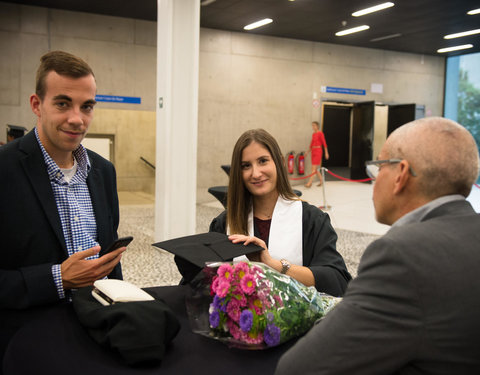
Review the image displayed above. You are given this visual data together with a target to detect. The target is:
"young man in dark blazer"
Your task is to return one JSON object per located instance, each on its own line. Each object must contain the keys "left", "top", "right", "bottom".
{"left": 0, "top": 51, "right": 126, "bottom": 365}
{"left": 276, "top": 117, "right": 480, "bottom": 374}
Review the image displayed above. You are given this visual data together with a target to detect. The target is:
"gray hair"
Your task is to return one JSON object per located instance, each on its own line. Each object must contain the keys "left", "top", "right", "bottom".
{"left": 386, "top": 117, "right": 479, "bottom": 198}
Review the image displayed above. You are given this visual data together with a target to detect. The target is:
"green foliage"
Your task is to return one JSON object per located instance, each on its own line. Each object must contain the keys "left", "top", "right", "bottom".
{"left": 457, "top": 69, "right": 480, "bottom": 183}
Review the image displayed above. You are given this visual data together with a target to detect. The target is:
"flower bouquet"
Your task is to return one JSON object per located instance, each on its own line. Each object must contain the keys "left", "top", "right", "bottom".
{"left": 185, "top": 261, "right": 341, "bottom": 349}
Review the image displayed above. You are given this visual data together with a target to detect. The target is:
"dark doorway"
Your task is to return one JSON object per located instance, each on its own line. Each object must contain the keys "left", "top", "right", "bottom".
{"left": 387, "top": 104, "right": 416, "bottom": 136}
{"left": 351, "top": 101, "right": 375, "bottom": 180}
{"left": 322, "top": 105, "right": 351, "bottom": 167}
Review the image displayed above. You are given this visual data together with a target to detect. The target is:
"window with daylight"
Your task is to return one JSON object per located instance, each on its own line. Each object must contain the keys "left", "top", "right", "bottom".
{"left": 444, "top": 52, "right": 480, "bottom": 184}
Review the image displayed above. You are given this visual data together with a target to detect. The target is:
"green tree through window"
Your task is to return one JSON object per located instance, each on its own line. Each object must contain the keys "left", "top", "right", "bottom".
{"left": 458, "top": 69, "right": 480, "bottom": 153}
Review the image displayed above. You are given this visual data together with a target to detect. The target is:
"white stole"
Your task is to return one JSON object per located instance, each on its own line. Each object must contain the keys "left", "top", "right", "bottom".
{"left": 230, "top": 196, "right": 303, "bottom": 265}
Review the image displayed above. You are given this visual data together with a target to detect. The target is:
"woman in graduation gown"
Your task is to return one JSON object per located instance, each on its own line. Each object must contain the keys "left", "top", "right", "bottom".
{"left": 209, "top": 129, "right": 351, "bottom": 297}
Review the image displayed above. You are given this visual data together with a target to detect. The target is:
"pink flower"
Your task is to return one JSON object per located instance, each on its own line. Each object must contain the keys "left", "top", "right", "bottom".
{"left": 273, "top": 294, "right": 284, "bottom": 307}
{"left": 231, "top": 284, "right": 243, "bottom": 296}
{"left": 251, "top": 265, "right": 263, "bottom": 275}
{"left": 211, "top": 276, "right": 219, "bottom": 295}
{"left": 245, "top": 330, "right": 264, "bottom": 345}
{"left": 240, "top": 274, "right": 256, "bottom": 295}
{"left": 226, "top": 298, "right": 242, "bottom": 322}
{"left": 216, "top": 280, "right": 230, "bottom": 298}
{"left": 249, "top": 296, "right": 263, "bottom": 315}
{"left": 234, "top": 262, "right": 250, "bottom": 280}
{"left": 217, "top": 264, "right": 234, "bottom": 282}
{"left": 227, "top": 320, "right": 248, "bottom": 341}
{"left": 232, "top": 293, "right": 247, "bottom": 307}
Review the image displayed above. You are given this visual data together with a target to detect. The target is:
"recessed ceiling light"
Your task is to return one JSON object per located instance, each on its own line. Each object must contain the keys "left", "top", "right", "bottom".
{"left": 370, "top": 33, "right": 402, "bottom": 42}
{"left": 244, "top": 18, "right": 273, "bottom": 30}
{"left": 467, "top": 8, "right": 480, "bottom": 15}
{"left": 200, "top": 0, "right": 216, "bottom": 6}
{"left": 336, "top": 25, "right": 370, "bottom": 36}
{"left": 437, "top": 44, "right": 474, "bottom": 53}
{"left": 444, "top": 29, "right": 480, "bottom": 39}
{"left": 352, "top": 2, "right": 394, "bottom": 17}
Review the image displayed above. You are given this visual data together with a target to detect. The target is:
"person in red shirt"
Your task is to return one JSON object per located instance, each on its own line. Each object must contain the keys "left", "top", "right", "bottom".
{"left": 304, "top": 121, "right": 329, "bottom": 187}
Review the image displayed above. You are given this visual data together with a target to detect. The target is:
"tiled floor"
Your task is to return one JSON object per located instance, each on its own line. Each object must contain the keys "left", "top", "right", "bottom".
{"left": 120, "top": 180, "right": 480, "bottom": 236}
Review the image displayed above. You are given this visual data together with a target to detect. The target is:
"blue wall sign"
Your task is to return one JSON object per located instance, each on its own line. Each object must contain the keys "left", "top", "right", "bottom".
{"left": 95, "top": 95, "right": 141, "bottom": 104}
{"left": 322, "top": 86, "right": 366, "bottom": 96}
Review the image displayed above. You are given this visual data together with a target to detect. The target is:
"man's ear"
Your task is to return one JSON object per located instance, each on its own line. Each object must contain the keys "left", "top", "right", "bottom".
{"left": 392, "top": 160, "right": 411, "bottom": 195}
{"left": 30, "top": 94, "right": 41, "bottom": 117}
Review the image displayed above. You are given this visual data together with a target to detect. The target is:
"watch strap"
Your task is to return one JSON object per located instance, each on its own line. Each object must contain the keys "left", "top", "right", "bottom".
{"left": 280, "top": 259, "right": 291, "bottom": 274}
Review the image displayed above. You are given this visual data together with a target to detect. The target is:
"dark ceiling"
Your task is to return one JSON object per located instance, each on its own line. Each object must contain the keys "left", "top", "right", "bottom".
{"left": 7, "top": 0, "right": 480, "bottom": 57}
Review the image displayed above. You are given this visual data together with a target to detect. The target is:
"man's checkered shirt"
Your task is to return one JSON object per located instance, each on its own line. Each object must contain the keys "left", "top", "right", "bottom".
{"left": 35, "top": 128, "right": 99, "bottom": 299}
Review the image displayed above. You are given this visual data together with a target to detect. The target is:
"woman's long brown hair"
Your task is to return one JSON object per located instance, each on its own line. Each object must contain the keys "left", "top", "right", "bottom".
{"left": 226, "top": 129, "right": 298, "bottom": 234}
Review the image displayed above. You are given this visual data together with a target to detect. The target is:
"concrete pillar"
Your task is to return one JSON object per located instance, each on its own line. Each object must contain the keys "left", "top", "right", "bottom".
{"left": 155, "top": 0, "right": 200, "bottom": 241}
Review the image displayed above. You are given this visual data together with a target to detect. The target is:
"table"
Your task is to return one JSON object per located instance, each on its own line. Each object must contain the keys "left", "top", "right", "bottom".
{"left": 3, "top": 285, "right": 295, "bottom": 375}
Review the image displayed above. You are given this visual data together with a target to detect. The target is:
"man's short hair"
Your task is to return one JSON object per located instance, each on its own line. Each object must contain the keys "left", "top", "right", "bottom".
{"left": 35, "top": 50, "right": 95, "bottom": 100}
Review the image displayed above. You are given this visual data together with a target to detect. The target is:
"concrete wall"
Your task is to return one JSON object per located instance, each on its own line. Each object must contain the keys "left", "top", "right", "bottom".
{"left": 0, "top": 2, "right": 157, "bottom": 193}
{"left": 198, "top": 29, "right": 445, "bottom": 200}
{"left": 0, "top": 2, "right": 446, "bottom": 199}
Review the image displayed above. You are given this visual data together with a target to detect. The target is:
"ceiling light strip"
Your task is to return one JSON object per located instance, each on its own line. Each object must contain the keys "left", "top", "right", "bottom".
{"left": 244, "top": 18, "right": 273, "bottom": 30}
{"left": 437, "top": 44, "right": 473, "bottom": 53}
{"left": 352, "top": 2, "right": 394, "bottom": 17}
{"left": 370, "top": 33, "right": 402, "bottom": 42}
{"left": 467, "top": 8, "right": 480, "bottom": 15}
{"left": 336, "top": 25, "right": 370, "bottom": 36}
{"left": 444, "top": 29, "right": 480, "bottom": 39}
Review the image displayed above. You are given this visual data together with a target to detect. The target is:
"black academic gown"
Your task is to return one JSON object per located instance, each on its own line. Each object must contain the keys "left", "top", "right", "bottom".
{"left": 209, "top": 201, "right": 351, "bottom": 296}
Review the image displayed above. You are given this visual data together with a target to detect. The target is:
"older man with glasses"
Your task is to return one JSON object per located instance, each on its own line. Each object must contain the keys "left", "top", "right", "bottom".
{"left": 275, "top": 117, "right": 480, "bottom": 375}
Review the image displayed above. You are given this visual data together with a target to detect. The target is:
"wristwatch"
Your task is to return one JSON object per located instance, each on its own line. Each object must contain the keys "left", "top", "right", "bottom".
{"left": 280, "top": 259, "right": 291, "bottom": 274}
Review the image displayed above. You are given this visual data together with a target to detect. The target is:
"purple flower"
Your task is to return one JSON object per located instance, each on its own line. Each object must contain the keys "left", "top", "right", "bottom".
{"left": 209, "top": 310, "right": 220, "bottom": 328}
{"left": 264, "top": 324, "right": 281, "bottom": 347}
{"left": 239, "top": 309, "right": 253, "bottom": 332}
{"left": 213, "top": 295, "right": 227, "bottom": 312}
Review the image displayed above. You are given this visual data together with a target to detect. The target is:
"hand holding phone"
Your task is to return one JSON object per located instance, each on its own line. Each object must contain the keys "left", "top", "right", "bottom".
{"left": 102, "top": 236, "right": 134, "bottom": 255}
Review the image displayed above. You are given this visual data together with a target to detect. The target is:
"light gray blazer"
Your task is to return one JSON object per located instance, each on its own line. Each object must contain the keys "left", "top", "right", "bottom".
{"left": 275, "top": 199, "right": 480, "bottom": 375}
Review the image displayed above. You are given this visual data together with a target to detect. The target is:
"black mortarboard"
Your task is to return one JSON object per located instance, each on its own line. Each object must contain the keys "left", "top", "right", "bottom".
{"left": 220, "top": 164, "right": 231, "bottom": 176}
{"left": 7, "top": 124, "right": 27, "bottom": 139}
{"left": 153, "top": 232, "right": 262, "bottom": 268}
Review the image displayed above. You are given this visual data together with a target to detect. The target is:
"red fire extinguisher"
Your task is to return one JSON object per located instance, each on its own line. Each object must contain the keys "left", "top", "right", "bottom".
{"left": 287, "top": 151, "right": 295, "bottom": 174}
{"left": 297, "top": 152, "right": 305, "bottom": 175}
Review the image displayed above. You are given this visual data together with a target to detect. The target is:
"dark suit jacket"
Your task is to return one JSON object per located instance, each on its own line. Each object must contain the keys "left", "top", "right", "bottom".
{"left": 276, "top": 199, "right": 480, "bottom": 374}
{"left": 0, "top": 130, "right": 122, "bottom": 357}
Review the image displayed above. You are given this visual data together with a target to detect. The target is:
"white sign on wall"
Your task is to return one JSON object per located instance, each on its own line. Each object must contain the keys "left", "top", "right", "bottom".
{"left": 82, "top": 137, "right": 111, "bottom": 161}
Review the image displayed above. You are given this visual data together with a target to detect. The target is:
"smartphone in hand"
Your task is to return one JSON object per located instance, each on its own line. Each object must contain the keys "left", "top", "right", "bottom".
{"left": 102, "top": 236, "right": 133, "bottom": 255}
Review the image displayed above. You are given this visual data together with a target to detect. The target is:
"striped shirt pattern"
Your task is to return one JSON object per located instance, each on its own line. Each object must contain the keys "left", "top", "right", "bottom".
{"left": 35, "top": 128, "right": 99, "bottom": 299}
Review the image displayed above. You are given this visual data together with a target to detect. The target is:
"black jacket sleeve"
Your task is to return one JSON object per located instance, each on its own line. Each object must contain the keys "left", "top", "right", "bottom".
{"left": 301, "top": 202, "right": 351, "bottom": 296}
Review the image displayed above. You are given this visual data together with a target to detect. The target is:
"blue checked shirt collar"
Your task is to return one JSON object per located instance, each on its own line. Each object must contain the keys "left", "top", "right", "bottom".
{"left": 34, "top": 127, "right": 91, "bottom": 182}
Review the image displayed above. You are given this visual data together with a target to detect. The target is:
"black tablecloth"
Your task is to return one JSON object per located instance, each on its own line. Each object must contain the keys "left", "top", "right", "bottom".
{"left": 3, "top": 285, "right": 295, "bottom": 375}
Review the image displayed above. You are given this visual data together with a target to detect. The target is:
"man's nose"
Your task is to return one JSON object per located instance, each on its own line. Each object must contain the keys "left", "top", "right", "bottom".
{"left": 67, "top": 108, "right": 84, "bottom": 126}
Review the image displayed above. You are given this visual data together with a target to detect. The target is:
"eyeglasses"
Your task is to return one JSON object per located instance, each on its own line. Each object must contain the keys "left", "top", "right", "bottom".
{"left": 365, "top": 159, "right": 417, "bottom": 180}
